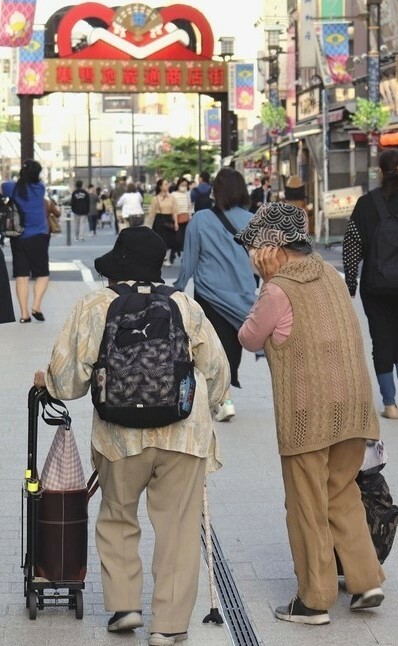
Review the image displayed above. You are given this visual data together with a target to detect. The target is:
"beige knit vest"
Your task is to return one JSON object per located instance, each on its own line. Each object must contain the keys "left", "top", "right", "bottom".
{"left": 265, "top": 254, "right": 379, "bottom": 456}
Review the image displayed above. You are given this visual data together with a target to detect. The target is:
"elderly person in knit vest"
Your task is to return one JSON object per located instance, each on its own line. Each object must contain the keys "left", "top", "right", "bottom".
{"left": 235, "top": 202, "right": 384, "bottom": 626}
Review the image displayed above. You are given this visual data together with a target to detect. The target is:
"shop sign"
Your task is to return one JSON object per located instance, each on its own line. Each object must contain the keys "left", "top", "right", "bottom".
{"left": 297, "top": 86, "right": 321, "bottom": 122}
{"left": 322, "top": 186, "right": 362, "bottom": 220}
{"left": 43, "top": 59, "right": 227, "bottom": 93}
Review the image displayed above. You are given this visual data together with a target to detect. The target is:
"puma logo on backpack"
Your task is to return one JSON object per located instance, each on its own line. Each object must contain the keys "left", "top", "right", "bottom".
{"left": 91, "top": 283, "right": 196, "bottom": 428}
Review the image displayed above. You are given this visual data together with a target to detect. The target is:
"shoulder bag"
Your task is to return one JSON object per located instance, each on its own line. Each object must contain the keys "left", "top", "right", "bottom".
{"left": 156, "top": 196, "right": 174, "bottom": 230}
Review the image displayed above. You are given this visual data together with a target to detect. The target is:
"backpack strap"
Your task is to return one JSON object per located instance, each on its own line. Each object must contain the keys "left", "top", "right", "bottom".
{"left": 108, "top": 282, "right": 176, "bottom": 297}
{"left": 154, "top": 284, "right": 177, "bottom": 297}
{"left": 370, "top": 188, "right": 393, "bottom": 220}
{"left": 107, "top": 283, "right": 134, "bottom": 296}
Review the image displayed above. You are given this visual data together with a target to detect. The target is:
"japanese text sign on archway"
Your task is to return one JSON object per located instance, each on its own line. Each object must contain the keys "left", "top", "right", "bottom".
{"left": 17, "top": 2, "right": 228, "bottom": 95}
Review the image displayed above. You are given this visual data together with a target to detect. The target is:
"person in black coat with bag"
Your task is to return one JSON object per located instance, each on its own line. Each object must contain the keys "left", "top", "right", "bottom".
{"left": 343, "top": 149, "right": 398, "bottom": 420}
{"left": 250, "top": 175, "right": 272, "bottom": 213}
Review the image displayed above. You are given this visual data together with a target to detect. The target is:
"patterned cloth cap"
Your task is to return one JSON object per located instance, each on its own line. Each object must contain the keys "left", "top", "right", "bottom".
{"left": 234, "top": 202, "right": 312, "bottom": 249}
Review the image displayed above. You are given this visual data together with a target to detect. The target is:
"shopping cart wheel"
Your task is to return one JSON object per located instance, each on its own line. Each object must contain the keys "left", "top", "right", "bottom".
{"left": 75, "top": 590, "right": 83, "bottom": 619}
{"left": 28, "top": 590, "right": 37, "bottom": 620}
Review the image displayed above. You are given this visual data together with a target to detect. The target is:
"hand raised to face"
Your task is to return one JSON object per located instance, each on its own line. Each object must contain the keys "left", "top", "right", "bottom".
{"left": 252, "top": 246, "right": 284, "bottom": 282}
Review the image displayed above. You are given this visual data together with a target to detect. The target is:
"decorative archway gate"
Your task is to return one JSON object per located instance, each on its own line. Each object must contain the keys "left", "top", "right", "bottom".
{"left": 18, "top": 3, "right": 237, "bottom": 167}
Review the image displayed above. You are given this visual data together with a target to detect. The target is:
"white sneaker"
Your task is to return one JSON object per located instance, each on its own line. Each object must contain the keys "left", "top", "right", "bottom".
{"left": 214, "top": 400, "right": 235, "bottom": 422}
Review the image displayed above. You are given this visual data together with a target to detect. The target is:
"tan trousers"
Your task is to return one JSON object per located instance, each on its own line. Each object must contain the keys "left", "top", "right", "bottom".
{"left": 92, "top": 447, "right": 206, "bottom": 634}
{"left": 281, "top": 438, "right": 385, "bottom": 610}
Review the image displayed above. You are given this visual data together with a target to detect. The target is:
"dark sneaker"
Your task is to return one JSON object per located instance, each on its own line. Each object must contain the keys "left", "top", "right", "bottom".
{"left": 107, "top": 610, "right": 143, "bottom": 632}
{"left": 350, "top": 587, "right": 384, "bottom": 610}
{"left": 275, "top": 596, "right": 330, "bottom": 625}
{"left": 149, "top": 632, "right": 188, "bottom": 646}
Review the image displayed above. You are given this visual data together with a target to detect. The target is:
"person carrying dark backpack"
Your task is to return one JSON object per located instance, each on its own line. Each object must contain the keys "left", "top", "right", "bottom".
{"left": 71, "top": 179, "right": 90, "bottom": 241}
{"left": 343, "top": 148, "right": 398, "bottom": 420}
{"left": 190, "top": 170, "right": 213, "bottom": 212}
{"left": 33, "top": 226, "right": 230, "bottom": 643}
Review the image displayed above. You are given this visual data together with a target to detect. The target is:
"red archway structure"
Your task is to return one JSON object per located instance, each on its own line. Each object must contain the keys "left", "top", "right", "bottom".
{"left": 18, "top": 2, "right": 237, "bottom": 165}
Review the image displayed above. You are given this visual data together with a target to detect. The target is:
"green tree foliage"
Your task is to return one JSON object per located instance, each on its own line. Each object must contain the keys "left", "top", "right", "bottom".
{"left": 351, "top": 97, "right": 390, "bottom": 134}
{"left": 260, "top": 102, "right": 287, "bottom": 133}
{"left": 0, "top": 116, "right": 20, "bottom": 132}
{"left": 146, "top": 136, "right": 218, "bottom": 178}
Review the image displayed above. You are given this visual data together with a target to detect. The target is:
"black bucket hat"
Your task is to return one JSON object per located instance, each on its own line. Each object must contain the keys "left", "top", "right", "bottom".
{"left": 95, "top": 226, "right": 166, "bottom": 282}
{"left": 234, "top": 202, "right": 312, "bottom": 250}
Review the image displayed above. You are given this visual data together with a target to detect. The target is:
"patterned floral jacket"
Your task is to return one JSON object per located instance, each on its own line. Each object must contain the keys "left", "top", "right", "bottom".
{"left": 44, "top": 282, "right": 230, "bottom": 472}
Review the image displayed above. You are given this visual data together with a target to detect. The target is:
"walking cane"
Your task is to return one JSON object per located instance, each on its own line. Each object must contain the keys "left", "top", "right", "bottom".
{"left": 202, "top": 481, "right": 224, "bottom": 624}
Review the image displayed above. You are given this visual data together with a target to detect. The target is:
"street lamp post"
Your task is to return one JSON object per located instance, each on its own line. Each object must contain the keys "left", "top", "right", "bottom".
{"left": 131, "top": 93, "right": 136, "bottom": 176}
{"left": 87, "top": 93, "right": 92, "bottom": 186}
{"left": 264, "top": 26, "right": 282, "bottom": 193}
{"left": 198, "top": 93, "right": 203, "bottom": 174}
{"left": 218, "top": 37, "right": 236, "bottom": 161}
{"left": 367, "top": 0, "right": 382, "bottom": 191}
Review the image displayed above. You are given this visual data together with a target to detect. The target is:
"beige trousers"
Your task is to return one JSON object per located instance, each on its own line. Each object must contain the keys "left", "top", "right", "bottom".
{"left": 92, "top": 447, "right": 206, "bottom": 634}
{"left": 281, "top": 438, "right": 385, "bottom": 610}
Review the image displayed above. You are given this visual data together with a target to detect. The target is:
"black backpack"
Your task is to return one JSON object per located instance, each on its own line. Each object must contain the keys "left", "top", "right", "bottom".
{"left": 366, "top": 188, "right": 398, "bottom": 293}
{"left": 194, "top": 190, "right": 213, "bottom": 212}
{"left": 91, "top": 283, "right": 196, "bottom": 428}
{"left": 0, "top": 187, "right": 25, "bottom": 237}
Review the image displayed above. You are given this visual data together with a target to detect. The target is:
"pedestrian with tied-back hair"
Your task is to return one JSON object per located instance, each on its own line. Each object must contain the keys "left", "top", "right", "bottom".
{"left": 1, "top": 159, "right": 49, "bottom": 323}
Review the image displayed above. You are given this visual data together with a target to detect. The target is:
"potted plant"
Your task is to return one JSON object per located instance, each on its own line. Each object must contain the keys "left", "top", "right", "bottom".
{"left": 260, "top": 102, "right": 287, "bottom": 135}
{"left": 350, "top": 97, "right": 390, "bottom": 135}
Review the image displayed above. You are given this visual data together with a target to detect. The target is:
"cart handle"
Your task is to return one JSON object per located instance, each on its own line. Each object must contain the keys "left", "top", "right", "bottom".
{"left": 40, "top": 390, "right": 71, "bottom": 430}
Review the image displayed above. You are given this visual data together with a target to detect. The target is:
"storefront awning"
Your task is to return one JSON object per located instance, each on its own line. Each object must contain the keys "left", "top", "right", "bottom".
{"left": 232, "top": 144, "right": 269, "bottom": 162}
{"left": 293, "top": 123, "right": 322, "bottom": 138}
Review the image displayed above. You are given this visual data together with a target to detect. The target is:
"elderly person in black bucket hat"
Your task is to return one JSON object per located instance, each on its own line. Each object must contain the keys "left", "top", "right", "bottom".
{"left": 236, "top": 202, "right": 384, "bottom": 625}
{"left": 34, "top": 226, "right": 229, "bottom": 646}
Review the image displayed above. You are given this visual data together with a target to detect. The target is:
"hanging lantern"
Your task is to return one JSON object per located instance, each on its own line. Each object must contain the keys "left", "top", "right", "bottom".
{"left": 380, "top": 132, "right": 398, "bottom": 147}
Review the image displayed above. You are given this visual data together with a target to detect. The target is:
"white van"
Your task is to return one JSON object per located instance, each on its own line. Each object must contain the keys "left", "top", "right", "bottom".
{"left": 47, "top": 185, "right": 71, "bottom": 205}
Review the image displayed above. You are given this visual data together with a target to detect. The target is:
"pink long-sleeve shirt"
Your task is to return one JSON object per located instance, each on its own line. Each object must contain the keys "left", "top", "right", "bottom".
{"left": 238, "top": 282, "right": 293, "bottom": 351}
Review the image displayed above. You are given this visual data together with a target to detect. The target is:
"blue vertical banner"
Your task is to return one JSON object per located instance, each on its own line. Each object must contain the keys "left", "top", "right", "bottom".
{"left": 314, "top": 21, "right": 352, "bottom": 85}
{"left": 17, "top": 26, "right": 45, "bottom": 94}
{"left": 204, "top": 108, "right": 221, "bottom": 142}
{"left": 321, "top": 22, "right": 352, "bottom": 83}
{"left": 228, "top": 63, "right": 254, "bottom": 111}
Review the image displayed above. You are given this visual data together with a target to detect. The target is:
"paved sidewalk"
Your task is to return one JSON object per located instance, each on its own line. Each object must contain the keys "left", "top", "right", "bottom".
{"left": 1, "top": 269, "right": 398, "bottom": 645}
{"left": 0, "top": 280, "right": 231, "bottom": 646}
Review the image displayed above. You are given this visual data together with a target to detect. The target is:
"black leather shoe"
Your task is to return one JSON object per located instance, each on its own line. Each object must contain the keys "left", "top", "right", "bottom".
{"left": 32, "top": 311, "right": 45, "bottom": 321}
